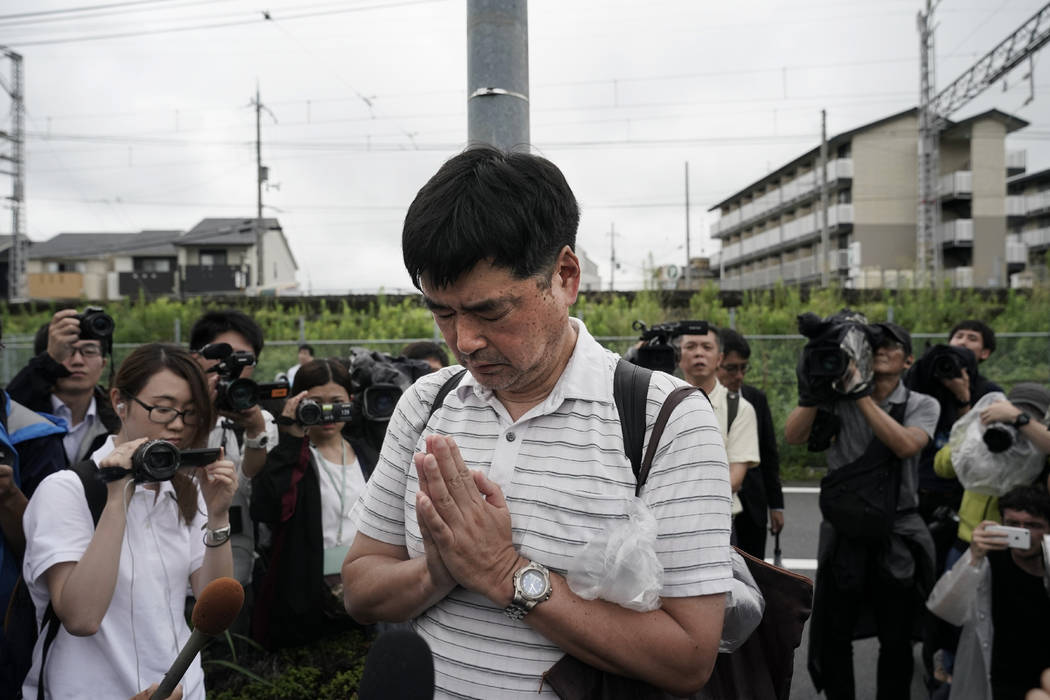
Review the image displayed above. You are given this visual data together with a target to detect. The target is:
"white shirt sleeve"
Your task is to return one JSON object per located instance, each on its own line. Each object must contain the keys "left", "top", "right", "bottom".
{"left": 22, "top": 470, "right": 95, "bottom": 589}
{"left": 725, "top": 397, "right": 760, "bottom": 467}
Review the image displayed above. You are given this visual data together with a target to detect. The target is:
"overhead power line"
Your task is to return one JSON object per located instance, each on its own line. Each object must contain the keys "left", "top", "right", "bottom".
{"left": 0, "top": 0, "right": 188, "bottom": 22}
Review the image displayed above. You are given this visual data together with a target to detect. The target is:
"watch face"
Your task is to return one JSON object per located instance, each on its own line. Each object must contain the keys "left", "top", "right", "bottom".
{"left": 520, "top": 569, "right": 547, "bottom": 599}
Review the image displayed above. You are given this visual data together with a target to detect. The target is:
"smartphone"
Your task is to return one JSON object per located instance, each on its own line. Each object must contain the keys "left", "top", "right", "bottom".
{"left": 179, "top": 447, "right": 223, "bottom": 468}
{"left": 986, "top": 524, "right": 1031, "bottom": 549}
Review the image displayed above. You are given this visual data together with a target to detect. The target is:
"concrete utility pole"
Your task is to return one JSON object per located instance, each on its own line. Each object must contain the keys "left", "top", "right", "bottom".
{"left": 0, "top": 49, "right": 26, "bottom": 302}
{"left": 252, "top": 84, "right": 272, "bottom": 291}
{"left": 819, "top": 109, "right": 830, "bottom": 287}
{"left": 467, "top": 0, "right": 529, "bottom": 151}
{"left": 608, "top": 224, "right": 617, "bottom": 291}
{"left": 684, "top": 161, "right": 692, "bottom": 290}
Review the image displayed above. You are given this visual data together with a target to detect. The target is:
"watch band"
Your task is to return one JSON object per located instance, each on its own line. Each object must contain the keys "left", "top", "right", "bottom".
{"left": 1013, "top": 412, "right": 1031, "bottom": 428}
{"left": 203, "top": 524, "right": 232, "bottom": 548}
{"left": 244, "top": 432, "right": 269, "bottom": 449}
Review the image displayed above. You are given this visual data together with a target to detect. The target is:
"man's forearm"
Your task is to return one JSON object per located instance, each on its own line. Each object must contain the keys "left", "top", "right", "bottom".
{"left": 343, "top": 554, "right": 455, "bottom": 624}
{"left": 784, "top": 405, "right": 817, "bottom": 444}
{"left": 526, "top": 575, "right": 725, "bottom": 697}
{"left": 856, "top": 396, "right": 927, "bottom": 458}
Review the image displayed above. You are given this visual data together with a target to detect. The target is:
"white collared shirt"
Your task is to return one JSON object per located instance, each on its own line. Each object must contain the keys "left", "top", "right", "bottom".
{"left": 51, "top": 393, "right": 98, "bottom": 465}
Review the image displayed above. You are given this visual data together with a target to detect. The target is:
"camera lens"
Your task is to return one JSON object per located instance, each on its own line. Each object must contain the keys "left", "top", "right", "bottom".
{"left": 933, "top": 354, "right": 961, "bottom": 380}
{"left": 88, "top": 313, "right": 114, "bottom": 337}
{"left": 983, "top": 425, "right": 1014, "bottom": 453}
{"left": 297, "top": 400, "right": 322, "bottom": 425}
{"left": 133, "top": 440, "right": 180, "bottom": 482}
{"left": 225, "top": 378, "right": 258, "bottom": 412}
{"left": 364, "top": 386, "right": 400, "bottom": 421}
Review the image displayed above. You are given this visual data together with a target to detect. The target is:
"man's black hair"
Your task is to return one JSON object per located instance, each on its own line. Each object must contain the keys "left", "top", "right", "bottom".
{"left": 949, "top": 319, "right": 996, "bottom": 355}
{"left": 299, "top": 343, "right": 315, "bottom": 355}
{"left": 189, "top": 310, "right": 264, "bottom": 356}
{"left": 718, "top": 328, "right": 751, "bottom": 359}
{"left": 401, "top": 340, "right": 449, "bottom": 368}
{"left": 998, "top": 484, "right": 1050, "bottom": 524}
{"left": 402, "top": 145, "right": 580, "bottom": 289}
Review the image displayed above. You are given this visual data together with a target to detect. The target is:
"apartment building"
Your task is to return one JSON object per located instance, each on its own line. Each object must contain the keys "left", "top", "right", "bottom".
{"left": 708, "top": 108, "right": 1028, "bottom": 290}
{"left": 25, "top": 217, "right": 298, "bottom": 300}
{"left": 1007, "top": 167, "right": 1050, "bottom": 286}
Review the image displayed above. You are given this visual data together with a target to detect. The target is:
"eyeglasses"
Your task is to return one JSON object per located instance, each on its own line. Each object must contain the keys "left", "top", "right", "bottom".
{"left": 720, "top": 362, "right": 750, "bottom": 375}
{"left": 128, "top": 395, "right": 200, "bottom": 426}
{"left": 71, "top": 344, "right": 103, "bottom": 358}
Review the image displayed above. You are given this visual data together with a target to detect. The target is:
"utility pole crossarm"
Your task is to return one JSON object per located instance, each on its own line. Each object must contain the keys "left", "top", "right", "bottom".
{"left": 932, "top": 2, "right": 1050, "bottom": 119}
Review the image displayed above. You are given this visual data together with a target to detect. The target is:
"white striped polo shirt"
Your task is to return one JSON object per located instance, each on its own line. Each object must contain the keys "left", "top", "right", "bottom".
{"left": 354, "top": 319, "right": 733, "bottom": 699}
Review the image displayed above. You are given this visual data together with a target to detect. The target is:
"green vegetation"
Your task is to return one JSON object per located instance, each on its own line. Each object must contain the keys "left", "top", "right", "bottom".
{"left": 3, "top": 286, "right": 1047, "bottom": 479}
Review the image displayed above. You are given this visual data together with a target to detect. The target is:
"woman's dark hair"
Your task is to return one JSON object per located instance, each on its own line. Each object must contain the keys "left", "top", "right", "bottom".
{"left": 292, "top": 358, "right": 353, "bottom": 396}
{"left": 112, "top": 343, "right": 216, "bottom": 525}
{"left": 189, "top": 310, "right": 264, "bottom": 357}
{"left": 402, "top": 145, "right": 579, "bottom": 290}
{"left": 998, "top": 484, "right": 1050, "bottom": 524}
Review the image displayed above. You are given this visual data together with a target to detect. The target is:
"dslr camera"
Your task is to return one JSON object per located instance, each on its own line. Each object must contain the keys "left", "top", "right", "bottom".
{"left": 75, "top": 306, "right": 115, "bottom": 345}
{"left": 201, "top": 342, "right": 290, "bottom": 412}
{"left": 129, "top": 440, "right": 221, "bottom": 483}
{"left": 296, "top": 399, "right": 354, "bottom": 426}
{"left": 628, "top": 319, "right": 712, "bottom": 374}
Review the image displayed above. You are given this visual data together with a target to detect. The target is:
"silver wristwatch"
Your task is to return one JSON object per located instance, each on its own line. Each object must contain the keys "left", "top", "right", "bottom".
{"left": 203, "top": 524, "right": 232, "bottom": 547}
{"left": 244, "top": 433, "right": 269, "bottom": 449}
{"left": 504, "top": 561, "right": 552, "bottom": 620}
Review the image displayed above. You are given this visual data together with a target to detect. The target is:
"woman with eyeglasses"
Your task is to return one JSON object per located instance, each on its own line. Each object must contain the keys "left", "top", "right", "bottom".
{"left": 20, "top": 343, "right": 236, "bottom": 700}
{"left": 250, "top": 358, "right": 377, "bottom": 650}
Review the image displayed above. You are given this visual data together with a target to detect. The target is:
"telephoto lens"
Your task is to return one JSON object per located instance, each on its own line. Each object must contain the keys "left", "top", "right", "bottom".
{"left": 131, "top": 439, "right": 181, "bottom": 482}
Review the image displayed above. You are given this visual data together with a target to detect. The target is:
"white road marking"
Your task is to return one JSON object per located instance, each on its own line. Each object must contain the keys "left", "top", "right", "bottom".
{"left": 783, "top": 486, "right": 820, "bottom": 494}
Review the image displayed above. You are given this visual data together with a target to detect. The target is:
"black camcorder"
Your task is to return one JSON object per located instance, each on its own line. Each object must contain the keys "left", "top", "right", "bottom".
{"left": 75, "top": 306, "right": 114, "bottom": 345}
{"left": 797, "top": 310, "right": 876, "bottom": 397}
{"left": 296, "top": 399, "right": 354, "bottom": 426}
{"left": 202, "top": 343, "right": 290, "bottom": 412}
{"left": 628, "top": 319, "right": 712, "bottom": 374}
{"left": 347, "top": 349, "right": 431, "bottom": 422}
{"left": 130, "top": 441, "right": 222, "bottom": 482}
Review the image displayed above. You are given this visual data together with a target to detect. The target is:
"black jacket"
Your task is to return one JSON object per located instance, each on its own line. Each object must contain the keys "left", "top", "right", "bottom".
{"left": 6, "top": 352, "right": 120, "bottom": 465}
{"left": 250, "top": 430, "right": 377, "bottom": 650}
{"left": 736, "top": 384, "right": 784, "bottom": 528}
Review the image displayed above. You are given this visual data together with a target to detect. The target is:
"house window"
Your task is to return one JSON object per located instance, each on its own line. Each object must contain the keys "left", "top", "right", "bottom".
{"left": 199, "top": 249, "right": 227, "bottom": 266}
{"left": 136, "top": 258, "right": 171, "bottom": 273}
{"left": 46, "top": 261, "right": 85, "bottom": 273}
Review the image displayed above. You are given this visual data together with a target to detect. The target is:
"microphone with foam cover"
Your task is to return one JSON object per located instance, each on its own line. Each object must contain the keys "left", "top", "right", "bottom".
{"left": 358, "top": 628, "right": 435, "bottom": 700}
{"left": 150, "top": 577, "right": 244, "bottom": 700}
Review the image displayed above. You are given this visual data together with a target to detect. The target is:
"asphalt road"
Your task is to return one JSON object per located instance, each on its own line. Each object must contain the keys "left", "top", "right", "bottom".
{"left": 771, "top": 484, "right": 930, "bottom": 700}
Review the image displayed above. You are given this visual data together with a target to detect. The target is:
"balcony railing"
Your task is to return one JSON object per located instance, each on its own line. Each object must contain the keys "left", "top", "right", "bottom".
{"left": 947, "top": 267, "right": 974, "bottom": 288}
{"left": 1022, "top": 226, "right": 1050, "bottom": 250}
{"left": 939, "top": 171, "right": 972, "bottom": 199}
{"left": 118, "top": 270, "right": 176, "bottom": 297}
{"left": 710, "top": 158, "right": 853, "bottom": 238}
{"left": 940, "top": 219, "right": 974, "bottom": 247}
{"left": 182, "top": 264, "right": 250, "bottom": 294}
{"left": 1007, "top": 195, "right": 1026, "bottom": 217}
{"left": 1007, "top": 150, "right": 1026, "bottom": 174}
{"left": 1025, "top": 191, "right": 1050, "bottom": 216}
{"left": 719, "top": 204, "right": 854, "bottom": 268}
{"left": 1006, "top": 234, "right": 1027, "bottom": 265}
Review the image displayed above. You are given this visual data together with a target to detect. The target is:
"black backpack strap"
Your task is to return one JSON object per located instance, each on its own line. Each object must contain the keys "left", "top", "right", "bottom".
{"left": 427, "top": 368, "right": 469, "bottom": 424}
{"left": 727, "top": 391, "right": 740, "bottom": 433}
{"left": 636, "top": 386, "right": 703, "bottom": 496}
{"left": 36, "top": 460, "right": 106, "bottom": 699}
{"left": 613, "top": 359, "right": 652, "bottom": 483}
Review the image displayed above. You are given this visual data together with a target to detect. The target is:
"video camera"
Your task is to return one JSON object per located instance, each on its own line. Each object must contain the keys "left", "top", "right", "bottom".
{"left": 904, "top": 344, "right": 978, "bottom": 406}
{"left": 296, "top": 399, "right": 354, "bottom": 426}
{"left": 201, "top": 342, "right": 290, "bottom": 412}
{"left": 797, "top": 310, "right": 876, "bottom": 398}
{"left": 75, "top": 306, "right": 115, "bottom": 347}
{"left": 627, "top": 319, "right": 712, "bottom": 374}
{"left": 346, "top": 349, "right": 432, "bottom": 421}
{"left": 96, "top": 440, "right": 222, "bottom": 483}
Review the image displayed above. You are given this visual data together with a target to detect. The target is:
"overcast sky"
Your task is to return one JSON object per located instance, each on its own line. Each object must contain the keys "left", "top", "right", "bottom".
{"left": 2, "top": 0, "right": 1048, "bottom": 294}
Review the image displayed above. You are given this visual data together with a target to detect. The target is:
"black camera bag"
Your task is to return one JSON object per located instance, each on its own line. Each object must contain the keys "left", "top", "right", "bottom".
{"left": 818, "top": 391, "right": 908, "bottom": 541}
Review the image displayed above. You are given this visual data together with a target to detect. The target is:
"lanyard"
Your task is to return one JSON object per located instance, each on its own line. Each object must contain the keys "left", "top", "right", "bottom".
{"left": 316, "top": 440, "right": 349, "bottom": 545}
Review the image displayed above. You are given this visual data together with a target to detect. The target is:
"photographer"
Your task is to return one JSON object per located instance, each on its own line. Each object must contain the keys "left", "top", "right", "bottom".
{"left": 189, "top": 311, "right": 279, "bottom": 592}
{"left": 250, "top": 358, "right": 377, "bottom": 650}
{"left": 786, "top": 317, "right": 939, "bottom": 700}
{"left": 20, "top": 343, "right": 235, "bottom": 700}
{"left": 947, "top": 320, "right": 1002, "bottom": 404}
{"left": 926, "top": 485, "right": 1050, "bottom": 700}
{"left": 7, "top": 308, "right": 121, "bottom": 466}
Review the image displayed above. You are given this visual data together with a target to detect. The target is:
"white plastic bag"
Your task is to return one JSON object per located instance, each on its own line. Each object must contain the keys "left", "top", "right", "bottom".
{"left": 950, "top": 391, "right": 1046, "bottom": 496}
{"left": 566, "top": 496, "right": 664, "bottom": 612}
{"left": 718, "top": 549, "right": 766, "bottom": 653}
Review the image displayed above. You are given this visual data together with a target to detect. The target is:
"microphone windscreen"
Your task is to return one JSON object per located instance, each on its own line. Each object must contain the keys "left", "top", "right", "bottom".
{"left": 201, "top": 342, "right": 232, "bottom": 360}
{"left": 191, "top": 577, "right": 244, "bottom": 636}
{"left": 358, "top": 628, "right": 434, "bottom": 700}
